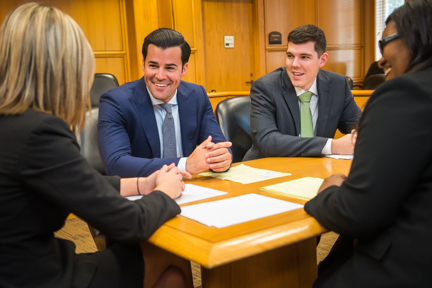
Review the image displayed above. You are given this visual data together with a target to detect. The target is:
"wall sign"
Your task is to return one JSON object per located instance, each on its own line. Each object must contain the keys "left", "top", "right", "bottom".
{"left": 269, "top": 31, "right": 282, "bottom": 45}
{"left": 224, "top": 35, "right": 234, "bottom": 48}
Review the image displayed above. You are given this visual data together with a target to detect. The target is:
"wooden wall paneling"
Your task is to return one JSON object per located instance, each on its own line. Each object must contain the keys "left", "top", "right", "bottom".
{"left": 318, "top": 0, "right": 363, "bottom": 45}
{"left": 363, "top": 0, "right": 377, "bottom": 85}
{"left": 158, "top": 0, "right": 174, "bottom": 29}
{"left": 182, "top": 53, "right": 197, "bottom": 84}
{"left": 252, "top": 0, "right": 267, "bottom": 79}
{"left": 325, "top": 48, "right": 363, "bottom": 80}
{"left": 264, "top": 0, "right": 317, "bottom": 47}
{"left": 0, "top": 0, "right": 130, "bottom": 85}
{"left": 266, "top": 50, "right": 286, "bottom": 74}
{"left": 172, "top": 0, "right": 198, "bottom": 84}
{"left": 318, "top": 0, "right": 364, "bottom": 83}
{"left": 192, "top": 0, "right": 207, "bottom": 86}
{"left": 125, "top": 0, "right": 160, "bottom": 80}
{"left": 95, "top": 57, "right": 126, "bottom": 85}
{"left": 209, "top": 96, "right": 228, "bottom": 112}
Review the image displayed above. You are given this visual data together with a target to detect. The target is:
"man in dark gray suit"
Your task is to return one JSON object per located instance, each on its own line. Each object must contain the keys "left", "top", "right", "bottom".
{"left": 243, "top": 25, "right": 361, "bottom": 160}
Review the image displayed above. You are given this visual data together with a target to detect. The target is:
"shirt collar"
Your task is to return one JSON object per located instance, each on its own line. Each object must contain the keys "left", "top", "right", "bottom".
{"left": 146, "top": 87, "right": 178, "bottom": 106}
{"left": 294, "top": 77, "right": 318, "bottom": 97}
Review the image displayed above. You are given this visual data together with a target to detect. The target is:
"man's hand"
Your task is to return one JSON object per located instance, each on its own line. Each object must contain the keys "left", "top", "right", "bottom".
{"left": 205, "top": 141, "right": 232, "bottom": 172}
{"left": 186, "top": 136, "right": 232, "bottom": 174}
{"left": 331, "top": 134, "right": 354, "bottom": 155}
{"left": 185, "top": 136, "right": 213, "bottom": 174}
{"left": 317, "top": 174, "right": 347, "bottom": 194}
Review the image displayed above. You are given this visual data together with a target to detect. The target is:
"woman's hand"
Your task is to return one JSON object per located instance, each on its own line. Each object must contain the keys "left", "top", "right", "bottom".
{"left": 139, "top": 163, "right": 192, "bottom": 196}
{"left": 154, "top": 165, "right": 186, "bottom": 199}
{"left": 318, "top": 174, "right": 347, "bottom": 194}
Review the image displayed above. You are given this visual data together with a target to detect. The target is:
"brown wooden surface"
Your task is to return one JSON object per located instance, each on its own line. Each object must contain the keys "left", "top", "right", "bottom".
{"left": 201, "top": 0, "right": 256, "bottom": 92}
{"left": 148, "top": 158, "right": 351, "bottom": 287}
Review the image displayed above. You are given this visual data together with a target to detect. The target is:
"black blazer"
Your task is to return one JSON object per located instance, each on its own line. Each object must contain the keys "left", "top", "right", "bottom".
{"left": 305, "top": 68, "right": 432, "bottom": 287}
{"left": 243, "top": 67, "right": 361, "bottom": 160}
{"left": 0, "top": 109, "right": 180, "bottom": 287}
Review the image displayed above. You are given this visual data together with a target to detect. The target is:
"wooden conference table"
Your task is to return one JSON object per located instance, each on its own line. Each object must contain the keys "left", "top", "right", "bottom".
{"left": 144, "top": 157, "right": 352, "bottom": 288}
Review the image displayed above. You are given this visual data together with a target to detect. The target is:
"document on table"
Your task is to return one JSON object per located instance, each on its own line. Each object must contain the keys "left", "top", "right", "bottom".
{"left": 180, "top": 193, "right": 303, "bottom": 228}
{"left": 199, "top": 164, "right": 291, "bottom": 184}
{"left": 261, "top": 177, "right": 324, "bottom": 200}
{"left": 125, "top": 184, "right": 227, "bottom": 205}
{"left": 324, "top": 154, "right": 353, "bottom": 160}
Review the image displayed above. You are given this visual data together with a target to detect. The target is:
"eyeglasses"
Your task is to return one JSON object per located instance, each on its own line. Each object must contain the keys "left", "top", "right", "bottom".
{"left": 379, "top": 33, "right": 399, "bottom": 55}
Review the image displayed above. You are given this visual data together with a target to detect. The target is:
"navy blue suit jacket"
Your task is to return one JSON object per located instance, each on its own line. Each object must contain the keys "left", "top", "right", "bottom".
{"left": 98, "top": 78, "right": 228, "bottom": 177}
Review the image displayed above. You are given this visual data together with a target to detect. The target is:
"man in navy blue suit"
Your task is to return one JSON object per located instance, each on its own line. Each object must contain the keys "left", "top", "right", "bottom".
{"left": 98, "top": 28, "right": 232, "bottom": 177}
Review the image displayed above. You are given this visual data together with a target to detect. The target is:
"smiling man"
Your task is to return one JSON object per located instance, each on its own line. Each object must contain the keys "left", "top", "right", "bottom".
{"left": 243, "top": 24, "right": 361, "bottom": 160}
{"left": 98, "top": 28, "right": 232, "bottom": 177}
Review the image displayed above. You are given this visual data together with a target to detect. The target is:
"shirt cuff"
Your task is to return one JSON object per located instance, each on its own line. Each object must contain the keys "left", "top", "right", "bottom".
{"left": 321, "top": 138, "right": 333, "bottom": 155}
{"left": 178, "top": 157, "right": 187, "bottom": 172}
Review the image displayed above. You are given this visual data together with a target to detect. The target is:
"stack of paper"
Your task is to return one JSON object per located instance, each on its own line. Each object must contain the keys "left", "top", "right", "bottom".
{"left": 324, "top": 154, "right": 353, "bottom": 160}
{"left": 260, "top": 177, "right": 324, "bottom": 200}
{"left": 125, "top": 184, "right": 228, "bottom": 205}
{"left": 199, "top": 164, "right": 291, "bottom": 184}
{"left": 180, "top": 193, "right": 303, "bottom": 228}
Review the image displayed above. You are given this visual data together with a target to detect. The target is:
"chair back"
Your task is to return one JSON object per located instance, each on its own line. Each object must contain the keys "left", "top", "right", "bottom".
{"left": 77, "top": 107, "right": 106, "bottom": 175}
{"left": 215, "top": 97, "right": 252, "bottom": 163}
{"left": 362, "top": 74, "right": 386, "bottom": 90}
{"left": 345, "top": 76, "right": 354, "bottom": 90}
{"left": 364, "top": 61, "right": 384, "bottom": 81}
{"left": 90, "top": 73, "right": 119, "bottom": 107}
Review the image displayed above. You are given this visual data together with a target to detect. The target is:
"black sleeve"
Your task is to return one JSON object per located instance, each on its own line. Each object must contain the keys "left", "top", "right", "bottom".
{"left": 19, "top": 116, "right": 180, "bottom": 242}
{"left": 305, "top": 76, "right": 432, "bottom": 238}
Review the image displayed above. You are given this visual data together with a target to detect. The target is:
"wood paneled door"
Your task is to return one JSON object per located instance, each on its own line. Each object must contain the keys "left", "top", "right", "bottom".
{"left": 202, "top": 0, "right": 257, "bottom": 92}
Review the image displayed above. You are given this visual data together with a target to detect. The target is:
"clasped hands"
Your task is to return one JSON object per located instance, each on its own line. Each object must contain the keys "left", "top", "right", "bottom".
{"left": 137, "top": 163, "right": 192, "bottom": 200}
{"left": 186, "top": 135, "right": 232, "bottom": 175}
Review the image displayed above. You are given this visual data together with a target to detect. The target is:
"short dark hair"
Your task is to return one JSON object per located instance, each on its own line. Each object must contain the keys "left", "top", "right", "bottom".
{"left": 142, "top": 28, "right": 191, "bottom": 67}
{"left": 386, "top": 0, "right": 432, "bottom": 73}
{"left": 287, "top": 24, "right": 327, "bottom": 57}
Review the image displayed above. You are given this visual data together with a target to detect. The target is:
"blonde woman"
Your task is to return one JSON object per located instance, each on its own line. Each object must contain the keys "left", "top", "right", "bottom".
{"left": 0, "top": 3, "right": 189, "bottom": 288}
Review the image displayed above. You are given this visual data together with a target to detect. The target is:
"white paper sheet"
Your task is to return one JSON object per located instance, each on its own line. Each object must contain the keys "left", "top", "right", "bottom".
{"left": 180, "top": 193, "right": 303, "bottom": 228}
{"left": 324, "top": 154, "right": 353, "bottom": 160}
{"left": 125, "top": 184, "right": 227, "bottom": 205}
{"left": 199, "top": 164, "right": 291, "bottom": 184}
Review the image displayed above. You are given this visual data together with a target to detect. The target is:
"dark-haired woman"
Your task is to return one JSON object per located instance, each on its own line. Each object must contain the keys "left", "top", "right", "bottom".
{"left": 305, "top": 0, "right": 432, "bottom": 287}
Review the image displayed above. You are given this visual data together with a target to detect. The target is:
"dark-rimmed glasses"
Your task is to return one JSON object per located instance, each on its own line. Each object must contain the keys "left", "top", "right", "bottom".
{"left": 379, "top": 33, "right": 399, "bottom": 55}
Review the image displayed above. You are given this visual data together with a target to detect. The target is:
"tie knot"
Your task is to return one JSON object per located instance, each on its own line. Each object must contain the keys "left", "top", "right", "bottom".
{"left": 160, "top": 103, "right": 173, "bottom": 117}
{"left": 299, "top": 91, "right": 312, "bottom": 103}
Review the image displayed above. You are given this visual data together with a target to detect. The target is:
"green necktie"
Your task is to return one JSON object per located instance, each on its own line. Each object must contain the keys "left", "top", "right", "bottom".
{"left": 299, "top": 91, "right": 313, "bottom": 138}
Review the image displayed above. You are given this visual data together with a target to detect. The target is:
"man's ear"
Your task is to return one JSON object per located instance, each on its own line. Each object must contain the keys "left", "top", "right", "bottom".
{"left": 319, "top": 52, "right": 329, "bottom": 68}
{"left": 181, "top": 63, "right": 189, "bottom": 77}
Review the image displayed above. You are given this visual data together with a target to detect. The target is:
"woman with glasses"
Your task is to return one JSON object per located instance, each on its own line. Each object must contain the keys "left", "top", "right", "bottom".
{"left": 0, "top": 3, "right": 190, "bottom": 288}
{"left": 305, "top": 0, "right": 432, "bottom": 286}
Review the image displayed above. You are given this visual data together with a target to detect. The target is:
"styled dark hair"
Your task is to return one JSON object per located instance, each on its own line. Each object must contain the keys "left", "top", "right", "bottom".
{"left": 287, "top": 24, "right": 327, "bottom": 56}
{"left": 386, "top": 0, "right": 432, "bottom": 73}
{"left": 142, "top": 28, "right": 191, "bottom": 67}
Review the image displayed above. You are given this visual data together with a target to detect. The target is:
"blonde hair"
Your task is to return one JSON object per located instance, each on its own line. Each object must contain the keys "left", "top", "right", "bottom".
{"left": 0, "top": 3, "right": 95, "bottom": 131}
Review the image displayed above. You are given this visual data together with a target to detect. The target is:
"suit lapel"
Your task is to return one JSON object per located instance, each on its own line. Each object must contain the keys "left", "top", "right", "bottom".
{"left": 281, "top": 68, "right": 301, "bottom": 134}
{"left": 316, "top": 70, "right": 332, "bottom": 136}
{"left": 129, "top": 79, "right": 161, "bottom": 157}
{"left": 177, "top": 82, "right": 197, "bottom": 155}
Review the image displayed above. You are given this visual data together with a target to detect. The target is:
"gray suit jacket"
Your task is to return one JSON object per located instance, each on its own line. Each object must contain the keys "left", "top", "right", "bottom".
{"left": 243, "top": 67, "right": 361, "bottom": 160}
